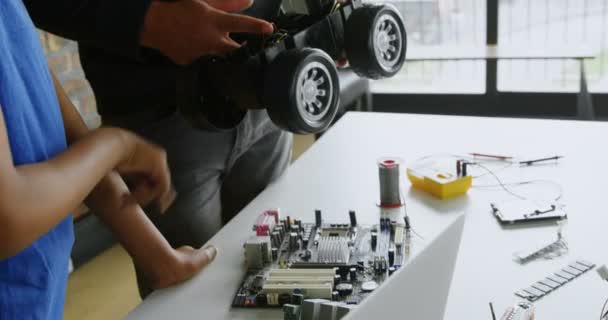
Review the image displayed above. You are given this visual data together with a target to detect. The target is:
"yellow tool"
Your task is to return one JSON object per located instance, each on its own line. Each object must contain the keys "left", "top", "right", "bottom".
{"left": 406, "top": 167, "right": 472, "bottom": 199}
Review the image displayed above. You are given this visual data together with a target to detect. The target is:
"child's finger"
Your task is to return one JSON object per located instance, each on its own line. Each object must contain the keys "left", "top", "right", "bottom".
{"left": 157, "top": 188, "right": 177, "bottom": 214}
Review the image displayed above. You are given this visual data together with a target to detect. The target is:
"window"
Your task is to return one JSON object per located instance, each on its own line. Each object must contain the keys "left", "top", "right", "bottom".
{"left": 498, "top": 0, "right": 608, "bottom": 93}
{"left": 368, "top": 0, "right": 486, "bottom": 94}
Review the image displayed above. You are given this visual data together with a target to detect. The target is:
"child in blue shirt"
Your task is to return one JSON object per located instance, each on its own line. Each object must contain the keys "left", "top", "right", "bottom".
{"left": 0, "top": 0, "right": 218, "bottom": 318}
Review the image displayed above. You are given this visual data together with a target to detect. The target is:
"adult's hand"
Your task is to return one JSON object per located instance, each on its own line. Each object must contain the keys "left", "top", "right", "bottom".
{"left": 141, "top": 0, "right": 274, "bottom": 65}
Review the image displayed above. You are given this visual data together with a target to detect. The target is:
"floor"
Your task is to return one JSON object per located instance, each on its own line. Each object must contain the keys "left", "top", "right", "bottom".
{"left": 64, "top": 134, "right": 316, "bottom": 320}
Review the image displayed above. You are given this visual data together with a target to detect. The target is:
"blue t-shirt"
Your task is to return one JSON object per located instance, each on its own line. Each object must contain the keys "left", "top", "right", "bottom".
{"left": 0, "top": 1, "right": 74, "bottom": 319}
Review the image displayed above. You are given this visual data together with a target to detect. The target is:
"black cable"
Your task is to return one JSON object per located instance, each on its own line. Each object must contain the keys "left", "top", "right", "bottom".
{"left": 473, "top": 179, "right": 563, "bottom": 202}
{"left": 472, "top": 163, "right": 528, "bottom": 200}
{"left": 600, "top": 297, "right": 608, "bottom": 320}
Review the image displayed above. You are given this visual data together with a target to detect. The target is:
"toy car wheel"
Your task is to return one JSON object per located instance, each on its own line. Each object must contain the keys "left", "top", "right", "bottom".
{"left": 264, "top": 48, "right": 340, "bottom": 134}
{"left": 345, "top": 4, "right": 407, "bottom": 79}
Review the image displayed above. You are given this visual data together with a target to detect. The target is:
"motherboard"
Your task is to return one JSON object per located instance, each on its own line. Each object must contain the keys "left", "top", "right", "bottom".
{"left": 232, "top": 209, "right": 412, "bottom": 311}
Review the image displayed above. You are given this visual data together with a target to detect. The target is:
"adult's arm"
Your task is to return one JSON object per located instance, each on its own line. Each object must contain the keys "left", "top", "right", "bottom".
{"left": 24, "top": 0, "right": 273, "bottom": 64}
{"left": 24, "top": 0, "right": 152, "bottom": 58}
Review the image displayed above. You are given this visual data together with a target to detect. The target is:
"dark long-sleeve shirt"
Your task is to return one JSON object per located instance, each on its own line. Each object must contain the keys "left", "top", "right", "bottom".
{"left": 24, "top": 0, "right": 279, "bottom": 117}
{"left": 24, "top": 0, "right": 179, "bottom": 116}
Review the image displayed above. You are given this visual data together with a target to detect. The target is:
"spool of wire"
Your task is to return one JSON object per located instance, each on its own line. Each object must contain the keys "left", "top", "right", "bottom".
{"left": 378, "top": 157, "right": 403, "bottom": 207}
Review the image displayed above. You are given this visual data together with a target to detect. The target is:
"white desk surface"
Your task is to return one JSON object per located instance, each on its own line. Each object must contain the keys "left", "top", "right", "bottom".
{"left": 128, "top": 112, "right": 608, "bottom": 319}
{"left": 407, "top": 44, "right": 597, "bottom": 61}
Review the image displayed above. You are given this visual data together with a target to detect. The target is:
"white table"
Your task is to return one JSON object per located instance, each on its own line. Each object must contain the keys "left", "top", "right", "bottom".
{"left": 128, "top": 112, "right": 608, "bottom": 319}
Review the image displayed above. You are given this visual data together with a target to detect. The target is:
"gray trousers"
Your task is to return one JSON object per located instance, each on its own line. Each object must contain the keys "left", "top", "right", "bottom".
{"left": 103, "top": 110, "right": 292, "bottom": 297}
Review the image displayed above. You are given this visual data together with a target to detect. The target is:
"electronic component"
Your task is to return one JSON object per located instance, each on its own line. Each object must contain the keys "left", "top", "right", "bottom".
{"left": 317, "top": 236, "right": 349, "bottom": 264}
{"left": 234, "top": 209, "right": 413, "bottom": 309}
{"left": 349, "top": 268, "right": 357, "bottom": 282}
{"left": 378, "top": 157, "right": 403, "bottom": 207}
{"left": 315, "top": 210, "right": 322, "bottom": 228}
{"left": 498, "top": 301, "right": 535, "bottom": 320}
{"left": 491, "top": 200, "right": 566, "bottom": 224}
{"left": 289, "top": 232, "right": 299, "bottom": 252}
{"left": 244, "top": 236, "right": 272, "bottom": 269}
{"left": 292, "top": 293, "right": 305, "bottom": 305}
{"left": 319, "top": 301, "right": 339, "bottom": 320}
{"left": 301, "top": 299, "right": 328, "bottom": 320}
{"left": 370, "top": 231, "right": 377, "bottom": 251}
{"left": 515, "top": 260, "right": 595, "bottom": 302}
{"left": 348, "top": 210, "right": 357, "bottom": 227}
{"left": 361, "top": 281, "right": 378, "bottom": 292}
{"left": 283, "top": 303, "right": 301, "bottom": 320}
{"left": 254, "top": 209, "right": 280, "bottom": 236}
{"left": 336, "top": 283, "right": 353, "bottom": 296}
{"left": 514, "top": 224, "right": 568, "bottom": 264}
{"left": 336, "top": 304, "right": 356, "bottom": 318}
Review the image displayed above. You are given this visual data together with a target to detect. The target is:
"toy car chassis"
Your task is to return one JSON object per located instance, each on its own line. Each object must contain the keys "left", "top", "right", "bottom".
{"left": 177, "top": 0, "right": 407, "bottom": 134}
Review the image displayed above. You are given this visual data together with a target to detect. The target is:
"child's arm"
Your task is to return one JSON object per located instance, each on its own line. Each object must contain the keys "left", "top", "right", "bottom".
{"left": 0, "top": 100, "right": 172, "bottom": 259}
{"left": 52, "top": 74, "right": 216, "bottom": 288}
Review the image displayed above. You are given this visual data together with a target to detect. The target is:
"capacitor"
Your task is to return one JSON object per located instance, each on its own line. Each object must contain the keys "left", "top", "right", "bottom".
{"left": 388, "top": 247, "right": 395, "bottom": 266}
{"left": 271, "top": 231, "right": 281, "bottom": 248}
{"left": 256, "top": 293, "right": 268, "bottom": 307}
{"left": 339, "top": 267, "right": 349, "bottom": 282}
{"left": 332, "top": 291, "right": 340, "bottom": 301}
{"left": 361, "top": 281, "right": 378, "bottom": 292}
{"left": 349, "top": 267, "right": 357, "bottom": 282}
{"left": 289, "top": 232, "right": 298, "bottom": 251}
{"left": 349, "top": 210, "right": 357, "bottom": 227}
{"left": 276, "top": 225, "right": 285, "bottom": 241}
{"left": 388, "top": 266, "right": 396, "bottom": 276}
{"left": 371, "top": 231, "right": 377, "bottom": 251}
{"left": 315, "top": 209, "right": 322, "bottom": 227}
{"left": 334, "top": 274, "right": 342, "bottom": 286}
{"left": 271, "top": 247, "right": 278, "bottom": 261}
{"left": 336, "top": 283, "right": 353, "bottom": 296}
{"left": 286, "top": 216, "right": 292, "bottom": 230}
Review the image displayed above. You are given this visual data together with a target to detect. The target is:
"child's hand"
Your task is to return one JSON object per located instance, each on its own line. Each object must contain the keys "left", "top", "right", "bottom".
{"left": 116, "top": 131, "right": 176, "bottom": 213}
{"left": 145, "top": 245, "right": 219, "bottom": 289}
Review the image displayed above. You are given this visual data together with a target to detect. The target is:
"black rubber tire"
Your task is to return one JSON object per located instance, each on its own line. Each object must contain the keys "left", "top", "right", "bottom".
{"left": 345, "top": 4, "right": 407, "bottom": 79}
{"left": 263, "top": 48, "right": 340, "bottom": 134}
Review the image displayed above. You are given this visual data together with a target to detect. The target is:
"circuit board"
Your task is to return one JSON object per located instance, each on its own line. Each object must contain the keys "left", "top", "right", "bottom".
{"left": 232, "top": 210, "right": 412, "bottom": 308}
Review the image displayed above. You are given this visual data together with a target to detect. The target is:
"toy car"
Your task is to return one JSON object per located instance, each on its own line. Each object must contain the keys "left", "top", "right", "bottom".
{"left": 177, "top": 0, "right": 407, "bottom": 134}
